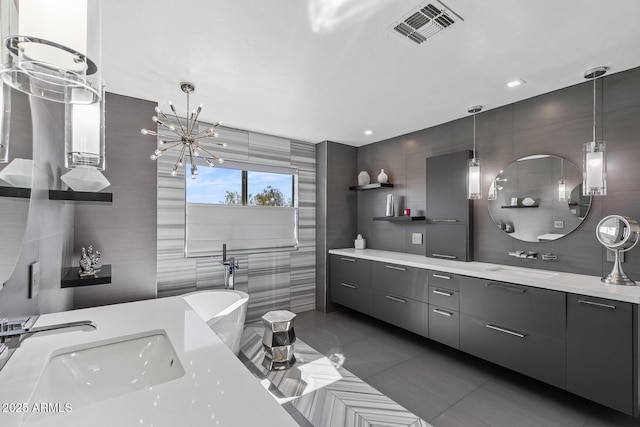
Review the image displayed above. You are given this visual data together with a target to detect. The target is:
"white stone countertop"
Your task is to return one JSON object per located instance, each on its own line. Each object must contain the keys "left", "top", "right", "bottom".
{"left": 0, "top": 296, "right": 298, "bottom": 427}
{"left": 329, "top": 248, "right": 640, "bottom": 304}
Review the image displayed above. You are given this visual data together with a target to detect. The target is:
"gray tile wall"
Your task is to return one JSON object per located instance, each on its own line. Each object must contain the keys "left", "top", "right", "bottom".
{"left": 157, "top": 125, "right": 316, "bottom": 322}
{"left": 356, "top": 66, "right": 640, "bottom": 279}
{"left": 73, "top": 93, "right": 158, "bottom": 308}
{"left": 0, "top": 93, "right": 74, "bottom": 317}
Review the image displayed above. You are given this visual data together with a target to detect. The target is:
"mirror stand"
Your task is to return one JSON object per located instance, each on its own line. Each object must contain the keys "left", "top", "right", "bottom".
{"left": 603, "top": 249, "right": 635, "bottom": 286}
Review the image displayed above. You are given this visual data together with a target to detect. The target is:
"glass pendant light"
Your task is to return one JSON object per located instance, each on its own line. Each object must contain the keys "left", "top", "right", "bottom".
{"left": 558, "top": 159, "right": 566, "bottom": 201}
{"left": 583, "top": 66, "right": 607, "bottom": 196}
{"left": 468, "top": 105, "right": 483, "bottom": 199}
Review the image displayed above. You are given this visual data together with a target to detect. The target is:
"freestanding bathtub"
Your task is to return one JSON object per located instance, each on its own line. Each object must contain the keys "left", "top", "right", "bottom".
{"left": 182, "top": 290, "right": 249, "bottom": 356}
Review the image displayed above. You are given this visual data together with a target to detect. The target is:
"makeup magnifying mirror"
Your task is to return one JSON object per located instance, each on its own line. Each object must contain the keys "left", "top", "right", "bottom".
{"left": 596, "top": 215, "right": 640, "bottom": 285}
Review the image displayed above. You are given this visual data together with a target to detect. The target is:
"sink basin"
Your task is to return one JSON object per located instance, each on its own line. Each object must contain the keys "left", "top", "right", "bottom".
{"left": 486, "top": 266, "right": 559, "bottom": 279}
{"left": 28, "top": 331, "right": 185, "bottom": 416}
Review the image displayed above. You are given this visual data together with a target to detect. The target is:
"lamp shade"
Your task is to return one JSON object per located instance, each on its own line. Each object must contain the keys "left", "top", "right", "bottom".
{"left": 0, "top": 0, "right": 102, "bottom": 104}
{"left": 468, "top": 158, "right": 481, "bottom": 199}
{"left": 65, "top": 86, "right": 105, "bottom": 169}
{"left": 583, "top": 141, "right": 606, "bottom": 196}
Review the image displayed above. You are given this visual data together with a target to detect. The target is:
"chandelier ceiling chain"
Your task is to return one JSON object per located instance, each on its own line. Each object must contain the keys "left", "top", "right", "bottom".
{"left": 141, "top": 82, "right": 226, "bottom": 178}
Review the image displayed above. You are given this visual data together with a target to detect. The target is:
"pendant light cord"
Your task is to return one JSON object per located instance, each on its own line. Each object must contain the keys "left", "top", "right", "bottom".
{"left": 472, "top": 112, "right": 476, "bottom": 160}
{"left": 592, "top": 76, "right": 596, "bottom": 142}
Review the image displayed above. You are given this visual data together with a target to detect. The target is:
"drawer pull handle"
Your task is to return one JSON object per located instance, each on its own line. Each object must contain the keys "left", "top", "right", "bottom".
{"left": 340, "top": 257, "right": 356, "bottom": 262}
{"left": 432, "top": 254, "right": 457, "bottom": 259}
{"left": 486, "top": 282, "right": 526, "bottom": 293}
{"left": 433, "top": 273, "right": 451, "bottom": 280}
{"left": 385, "top": 265, "right": 407, "bottom": 272}
{"left": 340, "top": 283, "right": 357, "bottom": 289}
{"left": 486, "top": 324, "right": 526, "bottom": 338}
{"left": 433, "top": 308, "right": 453, "bottom": 317}
{"left": 385, "top": 295, "right": 407, "bottom": 304}
{"left": 432, "top": 219, "right": 459, "bottom": 223}
{"left": 433, "top": 289, "right": 453, "bottom": 297}
{"left": 578, "top": 299, "right": 616, "bottom": 310}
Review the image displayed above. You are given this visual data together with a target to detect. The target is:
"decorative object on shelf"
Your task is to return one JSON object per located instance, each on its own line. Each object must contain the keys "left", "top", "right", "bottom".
{"left": 86, "top": 245, "right": 101, "bottom": 271}
{"left": 0, "top": 0, "right": 103, "bottom": 104}
{"left": 354, "top": 234, "right": 366, "bottom": 249}
{"left": 0, "top": 158, "right": 32, "bottom": 188}
{"left": 385, "top": 194, "right": 394, "bottom": 217}
{"left": 558, "top": 159, "right": 566, "bottom": 202}
{"left": 596, "top": 215, "right": 639, "bottom": 285}
{"left": 467, "top": 105, "right": 483, "bottom": 199}
{"left": 61, "top": 165, "right": 110, "bottom": 192}
{"left": 504, "top": 222, "right": 514, "bottom": 233}
{"left": 141, "top": 82, "right": 227, "bottom": 179}
{"left": 404, "top": 208, "right": 411, "bottom": 216}
{"left": 510, "top": 197, "right": 518, "bottom": 206}
{"left": 357, "top": 171, "right": 370, "bottom": 186}
{"left": 377, "top": 169, "right": 388, "bottom": 184}
{"left": 583, "top": 66, "right": 607, "bottom": 196}
{"left": 521, "top": 197, "right": 536, "bottom": 206}
{"left": 78, "top": 247, "right": 95, "bottom": 277}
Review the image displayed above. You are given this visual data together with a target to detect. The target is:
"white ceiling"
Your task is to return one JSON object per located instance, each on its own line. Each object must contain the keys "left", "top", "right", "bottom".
{"left": 101, "top": 0, "right": 640, "bottom": 147}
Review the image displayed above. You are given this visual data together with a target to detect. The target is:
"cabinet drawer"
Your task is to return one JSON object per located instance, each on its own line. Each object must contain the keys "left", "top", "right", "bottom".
{"left": 429, "top": 286, "right": 459, "bottom": 311}
{"left": 428, "top": 270, "right": 460, "bottom": 291}
{"left": 371, "top": 290, "right": 429, "bottom": 337}
{"left": 330, "top": 277, "right": 372, "bottom": 315}
{"left": 566, "top": 294, "right": 634, "bottom": 415}
{"left": 460, "top": 276, "right": 566, "bottom": 339}
{"left": 330, "top": 255, "right": 370, "bottom": 285}
{"left": 425, "top": 224, "right": 470, "bottom": 261}
{"left": 372, "top": 262, "right": 428, "bottom": 302}
{"left": 429, "top": 305, "right": 459, "bottom": 349}
{"left": 460, "top": 314, "right": 566, "bottom": 388}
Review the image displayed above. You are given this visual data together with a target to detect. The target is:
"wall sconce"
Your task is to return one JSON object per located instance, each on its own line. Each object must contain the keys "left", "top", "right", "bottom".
{"left": 583, "top": 66, "right": 607, "bottom": 196}
{"left": 558, "top": 159, "right": 566, "bottom": 202}
{"left": 467, "top": 105, "right": 483, "bottom": 199}
{"left": 0, "top": 0, "right": 102, "bottom": 104}
{"left": 0, "top": 82, "right": 10, "bottom": 163}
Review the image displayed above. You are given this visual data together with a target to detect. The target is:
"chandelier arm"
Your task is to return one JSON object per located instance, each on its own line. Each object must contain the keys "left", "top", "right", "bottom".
{"left": 158, "top": 141, "right": 184, "bottom": 154}
{"left": 193, "top": 121, "right": 221, "bottom": 138}
{"left": 190, "top": 105, "right": 203, "bottom": 135}
{"left": 160, "top": 139, "right": 183, "bottom": 144}
{"left": 169, "top": 106, "right": 188, "bottom": 135}
{"left": 176, "top": 144, "right": 188, "bottom": 166}
{"left": 195, "top": 144, "right": 222, "bottom": 161}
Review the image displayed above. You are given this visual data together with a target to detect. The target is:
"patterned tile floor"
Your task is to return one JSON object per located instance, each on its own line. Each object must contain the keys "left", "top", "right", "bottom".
{"left": 240, "top": 323, "right": 431, "bottom": 427}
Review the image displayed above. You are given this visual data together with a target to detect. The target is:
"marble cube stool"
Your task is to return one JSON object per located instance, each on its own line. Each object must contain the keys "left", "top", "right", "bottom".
{"left": 261, "top": 310, "right": 297, "bottom": 370}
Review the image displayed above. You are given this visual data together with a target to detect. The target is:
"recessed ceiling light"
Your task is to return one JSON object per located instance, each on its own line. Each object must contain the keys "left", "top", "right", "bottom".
{"left": 507, "top": 79, "right": 526, "bottom": 88}
{"left": 364, "top": 130, "right": 375, "bottom": 136}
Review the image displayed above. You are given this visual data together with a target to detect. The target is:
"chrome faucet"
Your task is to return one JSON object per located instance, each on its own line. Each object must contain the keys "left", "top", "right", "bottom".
{"left": 0, "top": 316, "right": 96, "bottom": 371}
{"left": 221, "top": 243, "right": 239, "bottom": 290}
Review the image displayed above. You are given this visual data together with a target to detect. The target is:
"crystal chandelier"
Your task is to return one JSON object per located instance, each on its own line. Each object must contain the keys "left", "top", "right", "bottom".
{"left": 141, "top": 82, "right": 226, "bottom": 178}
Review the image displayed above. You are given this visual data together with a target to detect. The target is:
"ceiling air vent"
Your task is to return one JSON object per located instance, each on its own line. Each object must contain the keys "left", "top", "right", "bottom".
{"left": 388, "top": 1, "right": 462, "bottom": 46}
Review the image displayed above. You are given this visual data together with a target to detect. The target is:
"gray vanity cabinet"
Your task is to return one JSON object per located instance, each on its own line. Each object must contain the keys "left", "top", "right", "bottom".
{"left": 459, "top": 276, "right": 566, "bottom": 388}
{"left": 567, "top": 294, "right": 636, "bottom": 416}
{"left": 425, "top": 151, "right": 473, "bottom": 261}
{"left": 329, "top": 255, "right": 372, "bottom": 315}
{"left": 428, "top": 271, "right": 461, "bottom": 349}
{"left": 371, "top": 262, "right": 429, "bottom": 337}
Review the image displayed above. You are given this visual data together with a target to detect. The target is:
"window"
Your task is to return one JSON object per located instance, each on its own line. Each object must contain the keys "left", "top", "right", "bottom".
{"left": 185, "top": 162, "right": 298, "bottom": 257}
{"left": 186, "top": 167, "right": 294, "bottom": 207}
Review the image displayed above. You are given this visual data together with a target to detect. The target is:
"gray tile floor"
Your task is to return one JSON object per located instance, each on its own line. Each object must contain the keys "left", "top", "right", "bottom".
{"left": 294, "top": 309, "right": 640, "bottom": 427}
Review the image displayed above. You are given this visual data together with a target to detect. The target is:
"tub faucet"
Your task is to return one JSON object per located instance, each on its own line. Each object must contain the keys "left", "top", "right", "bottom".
{"left": 221, "top": 243, "right": 239, "bottom": 290}
{"left": 0, "top": 316, "right": 96, "bottom": 371}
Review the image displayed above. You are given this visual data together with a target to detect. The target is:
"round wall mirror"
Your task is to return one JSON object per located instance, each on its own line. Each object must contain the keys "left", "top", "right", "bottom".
{"left": 596, "top": 215, "right": 639, "bottom": 286}
{"left": 487, "top": 155, "right": 591, "bottom": 242}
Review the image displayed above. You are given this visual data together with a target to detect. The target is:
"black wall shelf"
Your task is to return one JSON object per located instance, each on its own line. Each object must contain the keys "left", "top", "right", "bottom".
{"left": 0, "top": 186, "right": 31, "bottom": 198}
{"left": 373, "top": 216, "right": 426, "bottom": 222}
{"left": 501, "top": 205, "right": 539, "bottom": 209}
{"left": 49, "top": 190, "right": 112, "bottom": 202}
{"left": 61, "top": 264, "right": 111, "bottom": 288}
{"left": 349, "top": 183, "right": 393, "bottom": 190}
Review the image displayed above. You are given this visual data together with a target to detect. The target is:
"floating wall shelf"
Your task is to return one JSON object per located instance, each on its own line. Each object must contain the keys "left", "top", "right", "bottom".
{"left": 349, "top": 183, "right": 394, "bottom": 190}
{"left": 49, "top": 190, "right": 112, "bottom": 202}
{"left": 61, "top": 264, "right": 111, "bottom": 288}
{"left": 0, "top": 186, "right": 31, "bottom": 198}
{"left": 373, "top": 216, "right": 426, "bottom": 222}
{"left": 501, "top": 205, "right": 539, "bottom": 209}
